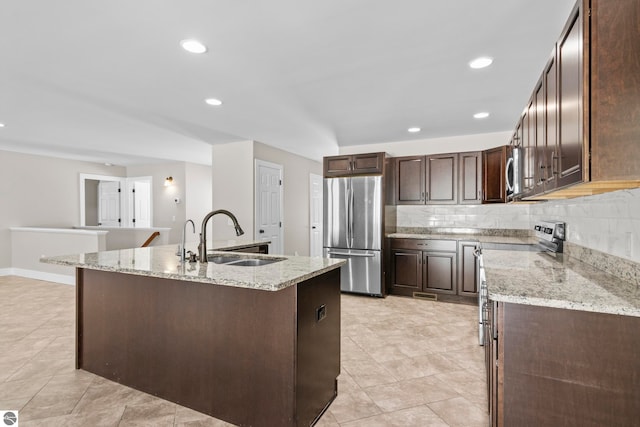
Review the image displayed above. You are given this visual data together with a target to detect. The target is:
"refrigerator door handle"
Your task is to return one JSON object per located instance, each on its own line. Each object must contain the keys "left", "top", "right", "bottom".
{"left": 327, "top": 251, "right": 375, "bottom": 257}
{"left": 348, "top": 186, "right": 354, "bottom": 246}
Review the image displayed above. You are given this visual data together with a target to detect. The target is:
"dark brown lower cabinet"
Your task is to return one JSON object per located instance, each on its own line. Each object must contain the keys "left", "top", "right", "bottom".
{"left": 389, "top": 239, "right": 458, "bottom": 297}
{"left": 423, "top": 252, "right": 456, "bottom": 294}
{"left": 389, "top": 249, "right": 422, "bottom": 294}
{"left": 458, "top": 241, "right": 479, "bottom": 296}
{"left": 389, "top": 238, "right": 479, "bottom": 299}
{"left": 488, "top": 301, "right": 640, "bottom": 426}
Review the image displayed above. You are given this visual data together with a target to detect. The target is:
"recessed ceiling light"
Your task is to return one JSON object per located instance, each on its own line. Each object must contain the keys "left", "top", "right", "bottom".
{"left": 0, "top": 123, "right": 5, "bottom": 128}
{"left": 469, "top": 57, "right": 493, "bottom": 69}
{"left": 407, "top": 127, "right": 421, "bottom": 133}
{"left": 180, "top": 39, "right": 207, "bottom": 54}
{"left": 474, "top": 112, "right": 490, "bottom": 119}
{"left": 205, "top": 98, "right": 223, "bottom": 106}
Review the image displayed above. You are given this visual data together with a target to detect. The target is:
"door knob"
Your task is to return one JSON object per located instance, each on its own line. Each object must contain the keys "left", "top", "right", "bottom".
{"left": 312, "top": 226, "right": 317, "bottom": 229}
{"left": 259, "top": 229, "right": 265, "bottom": 234}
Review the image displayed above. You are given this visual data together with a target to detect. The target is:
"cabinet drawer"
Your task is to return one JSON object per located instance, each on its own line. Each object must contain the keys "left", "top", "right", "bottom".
{"left": 390, "top": 238, "right": 456, "bottom": 252}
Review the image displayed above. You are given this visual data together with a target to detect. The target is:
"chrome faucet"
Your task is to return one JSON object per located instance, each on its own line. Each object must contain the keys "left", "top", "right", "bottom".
{"left": 178, "top": 219, "right": 196, "bottom": 262}
{"left": 199, "top": 210, "right": 245, "bottom": 262}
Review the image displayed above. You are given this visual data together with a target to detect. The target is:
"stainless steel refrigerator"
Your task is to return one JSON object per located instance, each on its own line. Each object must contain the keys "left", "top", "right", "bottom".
{"left": 323, "top": 175, "right": 383, "bottom": 296}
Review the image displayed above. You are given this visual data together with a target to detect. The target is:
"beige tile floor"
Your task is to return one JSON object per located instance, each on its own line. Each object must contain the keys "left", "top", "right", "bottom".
{"left": 0, "top": 276, "right": 487, "bottom": 427}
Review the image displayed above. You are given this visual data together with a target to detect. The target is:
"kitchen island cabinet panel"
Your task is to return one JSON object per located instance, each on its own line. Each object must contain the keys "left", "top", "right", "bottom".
{"left": 77, "top": 267, "right": 340, "bottom": 427}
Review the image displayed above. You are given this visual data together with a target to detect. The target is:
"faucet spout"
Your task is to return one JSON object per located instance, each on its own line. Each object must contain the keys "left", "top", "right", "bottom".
{"left": 199, "top": 210, "right": 245, "bottom": 262}
{"left": 179, "top": 219, "right": 196, "bottom": 263}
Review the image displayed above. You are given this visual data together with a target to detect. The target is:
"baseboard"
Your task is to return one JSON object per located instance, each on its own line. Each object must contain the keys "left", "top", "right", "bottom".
{"left": 0, "top": 268, "right": 75, "bottom": 285}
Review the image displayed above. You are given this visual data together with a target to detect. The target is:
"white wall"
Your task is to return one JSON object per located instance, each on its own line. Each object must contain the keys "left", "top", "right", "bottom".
{"left": 185, "top": 163, "right": 213, "bottom": 244}
{"left": 211, "top": 141, "right": 322, "bottom": 256}
{"left": 10, "top": 227, "right": 107, "bottom": 283}
{"left": 339, "top": 131, "right": 511, "bottom": 157}
{"left": 0, "top": 150, "right": 126, "bottom": 269}
{"left": 211, "top": 141, "right": 255, "bottom": 240}
{"left": 254, "top": 142, "right": 322, "bottom": 256}
{"left": 125, "top": 162, "right": 212, "bottom": 245}
{"left": 85, "top": 179, "right": 99, "bottom": 226}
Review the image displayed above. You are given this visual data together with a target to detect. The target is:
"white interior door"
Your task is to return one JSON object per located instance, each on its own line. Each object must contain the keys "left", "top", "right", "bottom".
{"left": 133, "top": 179, "right": 152, "bottom": 228}
{"left": 309, "top": 173, "right": 323, "bottom": 257}
{"left": 255, "top": 160, "right": 283, "bottom": 254}
{"left": 98, "top": 181, "right": 121, "bottom": 227}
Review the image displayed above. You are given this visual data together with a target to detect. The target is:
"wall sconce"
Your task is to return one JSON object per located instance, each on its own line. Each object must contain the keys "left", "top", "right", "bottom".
{"left": 164, "top": 176, "right": 174, "bottom": 186}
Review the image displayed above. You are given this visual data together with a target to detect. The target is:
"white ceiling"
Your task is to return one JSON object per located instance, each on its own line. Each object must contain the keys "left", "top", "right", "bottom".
{"left": 0, "top": 0, "right": 576, "bottom": 166}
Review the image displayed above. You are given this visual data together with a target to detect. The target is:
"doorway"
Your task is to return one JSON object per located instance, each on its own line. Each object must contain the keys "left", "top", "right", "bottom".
{"left": 80, "top": 173, "right": 153, "bottom": 227}
{"left": 309, "top": 173, "right": 323, "bottom": 257}
{"left": 255, "top": 160, "right": 283, "bottom": 255}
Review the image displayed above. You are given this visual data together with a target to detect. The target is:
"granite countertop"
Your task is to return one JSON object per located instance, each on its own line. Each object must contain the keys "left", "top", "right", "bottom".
{"left": 483, "top": 249, "right": 640, "bottom": 317}
{"left": 41, "top": 244, "right": 345, "bottom": 292}
{"left": 387, "top": 233, "right": 537, "bottom": 245}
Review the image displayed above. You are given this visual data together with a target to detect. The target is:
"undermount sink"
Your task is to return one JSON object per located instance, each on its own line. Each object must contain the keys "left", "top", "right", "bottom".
{"left": 208, "top": 255, "right": 242, "bottom": 264}
{"left": 224, "top": 258, "right": 282, "bottom": 267}
{"left": 207, "top": 255, "right": 284, "bottom": 267}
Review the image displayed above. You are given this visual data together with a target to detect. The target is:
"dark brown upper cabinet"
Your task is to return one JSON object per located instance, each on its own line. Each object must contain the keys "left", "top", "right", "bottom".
{"left": 459, "top": 151, "right": 482, "bottom": 204}
{"left": 513, "top": 0, "right": 640, "bottom": 199}
{"left": 395, "top": 153, "right": 458, "bottom": 205}
{"left": 427, "top": 153, "right": 458, "bottom": 204}
{"left": 323, "top": 152, "right": 385, "bottom": 177}
{"left": 482, "top": 146, "right": 509, "bottom": 203}
{"left": 395, "top": 156, "right": 425, "bottom": 204}
{"left": 554, "top": 5, "right": 584, "bottom": 189}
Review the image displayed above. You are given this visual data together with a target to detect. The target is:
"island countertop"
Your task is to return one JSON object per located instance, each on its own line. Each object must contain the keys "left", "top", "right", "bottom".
{"left": 483, "top": 249, "right": 640, "bottom": 317}
{"left": 41, "top": 244, "right": 345, "bottom": 292}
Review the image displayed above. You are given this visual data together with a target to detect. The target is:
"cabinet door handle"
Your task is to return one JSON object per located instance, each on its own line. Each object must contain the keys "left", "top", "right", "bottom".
{"left": 421, "top": 191, "right": 425, "bottom": 200}
{"left": 551, "top": 151, "right": 558, "bottom": 176}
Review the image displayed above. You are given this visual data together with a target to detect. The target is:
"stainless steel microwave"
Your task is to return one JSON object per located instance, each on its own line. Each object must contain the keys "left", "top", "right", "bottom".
{"left": 506, "top": 146, "right": 523, "bottom": 200}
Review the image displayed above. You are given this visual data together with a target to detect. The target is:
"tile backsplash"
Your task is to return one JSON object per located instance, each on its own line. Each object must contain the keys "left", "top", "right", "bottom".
{"left": 530, "top": 188, "right": 640, "bottom": 263}
{"left": 396, "top": 204, "right": 530, "bottom": 230}
{"left": 394, "top": 187, "right": 640, "bottom": 263}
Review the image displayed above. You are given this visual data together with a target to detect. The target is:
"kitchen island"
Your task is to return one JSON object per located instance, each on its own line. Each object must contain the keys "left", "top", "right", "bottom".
{"left": 42, "top": 244, "right": 345, "bottom": 427}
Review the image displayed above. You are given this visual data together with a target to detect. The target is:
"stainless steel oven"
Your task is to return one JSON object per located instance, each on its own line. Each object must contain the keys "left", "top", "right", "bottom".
{"left": 477, "top": 251, "right": 487, "bottom": 345}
